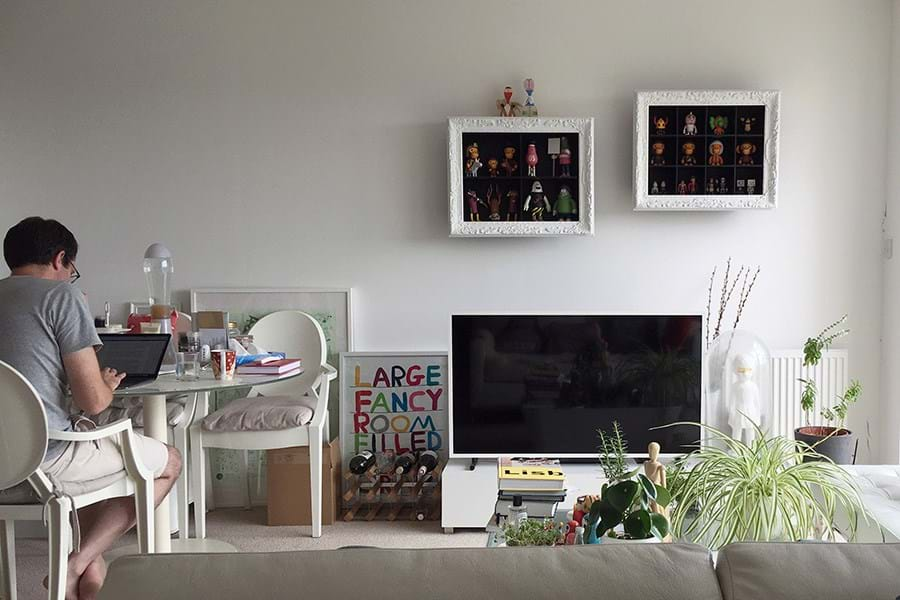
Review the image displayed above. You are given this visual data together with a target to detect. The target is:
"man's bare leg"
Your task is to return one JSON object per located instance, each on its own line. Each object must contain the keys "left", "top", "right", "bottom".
{"left": 63, "top": 446, "right": 181, "bottom": 598}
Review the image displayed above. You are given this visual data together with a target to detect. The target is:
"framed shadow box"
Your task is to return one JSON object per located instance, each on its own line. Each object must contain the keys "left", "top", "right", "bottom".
{"left": 448, "top": 117, "right": 594, "bottom": 236}
{"left": 634, "top": 90, "right": 780, "bottom": 211}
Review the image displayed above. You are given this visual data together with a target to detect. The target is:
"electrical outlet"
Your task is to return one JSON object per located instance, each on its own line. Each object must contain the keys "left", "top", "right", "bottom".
{"left": 885, "top": 237, "right": 894, "bottom": 260}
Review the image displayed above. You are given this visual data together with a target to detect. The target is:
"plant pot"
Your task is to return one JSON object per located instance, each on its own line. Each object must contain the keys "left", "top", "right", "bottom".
{"left": 794, "top": 427, "right": 858, "bottom": 465}
{"left": 600, "top": 534, "right": 659, "bottom": 544}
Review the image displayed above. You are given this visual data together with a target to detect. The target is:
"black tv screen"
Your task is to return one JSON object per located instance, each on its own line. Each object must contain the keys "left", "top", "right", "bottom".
{"left": 450, "top": 314, "right": 702, "bottom": 457}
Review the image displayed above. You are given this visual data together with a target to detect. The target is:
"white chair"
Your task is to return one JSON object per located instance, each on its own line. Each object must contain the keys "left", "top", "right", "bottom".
{"left": 0, "top": 360, "right": 155, "bottom": 600}
{"left": 190, "top": 311, "right": 337, "bottom": 538}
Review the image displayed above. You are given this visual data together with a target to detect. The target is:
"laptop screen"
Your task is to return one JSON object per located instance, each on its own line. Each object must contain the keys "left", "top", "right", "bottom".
{"left": 97, "top": 334, "right": 171, "bottom": 378}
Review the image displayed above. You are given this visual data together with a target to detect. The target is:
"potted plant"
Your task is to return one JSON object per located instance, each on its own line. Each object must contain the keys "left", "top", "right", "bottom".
{"left": 665, "top": 421, "right": 868, "bottom": 550}
{"left": 586, "top": 422, "right": 671, "bottom": 543}
{"left": 794, "top": 315, "right": 862, "bottom": 464}
{"left": 500, "top": 518, "right": 562, "bottom": 547}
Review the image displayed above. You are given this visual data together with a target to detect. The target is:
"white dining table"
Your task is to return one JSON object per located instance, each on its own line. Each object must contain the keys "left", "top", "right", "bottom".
{"left": 114, "top": 368, "right": 303, "bottom": 552}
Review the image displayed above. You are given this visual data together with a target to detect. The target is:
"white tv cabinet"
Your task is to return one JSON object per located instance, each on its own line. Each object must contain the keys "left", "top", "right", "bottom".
{"left": 441, "top": 459, "right": 611, "bottom": 532}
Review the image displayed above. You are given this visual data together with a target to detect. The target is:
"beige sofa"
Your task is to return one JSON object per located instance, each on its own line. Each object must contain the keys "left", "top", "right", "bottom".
{"left": 98, "top": 542, "right": 900, "bottom": 600}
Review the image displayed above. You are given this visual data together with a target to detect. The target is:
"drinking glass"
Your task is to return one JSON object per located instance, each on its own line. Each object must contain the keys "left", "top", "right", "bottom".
{"left": 176, "top": 352, "right": 200, "bottom": 381}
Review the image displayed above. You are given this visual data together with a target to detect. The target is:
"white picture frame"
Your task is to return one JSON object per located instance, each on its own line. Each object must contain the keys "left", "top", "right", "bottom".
{"left": 634, "top": 90, "right": 781, "bottom": 211}
{"left": 448, "top": 116, "right": 594, "bottom": 236}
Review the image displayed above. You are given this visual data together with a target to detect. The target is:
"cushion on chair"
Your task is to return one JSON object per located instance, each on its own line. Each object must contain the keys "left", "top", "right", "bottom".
{"left": 201, "top": 395, "right": 316, "bottom": 432}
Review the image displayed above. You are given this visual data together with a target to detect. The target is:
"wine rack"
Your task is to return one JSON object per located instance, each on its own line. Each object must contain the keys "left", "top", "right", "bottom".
{"left": 341, "top": 459, "right": 445, "bottom": 522}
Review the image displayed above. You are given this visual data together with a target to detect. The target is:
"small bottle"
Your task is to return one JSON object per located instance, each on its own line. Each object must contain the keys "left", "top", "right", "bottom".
{"left": 508, "top": 495, "right": 528, "bottom": 526}
{"left": 349, "top": 450, "right": 376, "bottom": 475}
{"left": 416, "top": 450, "right": 439, "bottom": 476}
{"left": 574, "top": 526, "right": 585, "bottom": 545}
{"left": 394, "top": 452, "right": 416, "bottom": 475}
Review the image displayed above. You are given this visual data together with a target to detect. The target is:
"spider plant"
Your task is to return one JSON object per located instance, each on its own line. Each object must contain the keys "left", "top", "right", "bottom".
{"left": 662, "top": 421, "right": 868, "bottom": 550}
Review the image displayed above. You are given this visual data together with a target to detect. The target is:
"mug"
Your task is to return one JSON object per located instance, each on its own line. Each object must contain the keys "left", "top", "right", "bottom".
{"left": 210, "top": 349, "right": 236, "bottom": 380}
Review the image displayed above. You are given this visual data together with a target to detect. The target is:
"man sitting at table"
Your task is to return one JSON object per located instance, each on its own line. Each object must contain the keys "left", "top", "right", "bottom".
{"left": 0, "top": 217, "right": 182, "bottom": 600}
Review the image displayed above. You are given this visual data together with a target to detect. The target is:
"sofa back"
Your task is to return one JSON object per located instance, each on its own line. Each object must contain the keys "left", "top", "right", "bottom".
{"left": 716, "top": 542, "right": 900, "bottom": 600}
{"left": 98, "top": 544, "right": 722, "bottom": 600}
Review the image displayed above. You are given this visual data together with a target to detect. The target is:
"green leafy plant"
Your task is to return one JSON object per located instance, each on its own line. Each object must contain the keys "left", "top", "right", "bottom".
{"left": 799, "top": 315, "right": 859, "bottom": 426}
{"left": 597, "top": 421, "right": 629, "bottom": 483}
{"left": 587, "top": 475, "right": 671, "bottom": 541}
{"left": 663, "top": 421, "right": 868, "bottom": 550}
{"left": 501, "top": 518, "right": 560, "bottom": 546}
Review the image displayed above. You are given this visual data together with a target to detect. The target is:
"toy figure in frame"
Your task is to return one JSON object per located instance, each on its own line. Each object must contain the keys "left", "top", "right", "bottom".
{"left": 650, "top": 141, "right": 666, "bottom": 166}
{"left": 677, "top": 180, "right": 687, "bottom": 194}
{"left": 683, "top": 111, "right": 698, "bottom": 135}
{"left": 719, "top": 177, "right": 729, "bottom": 194}
{"left": 487, "top": 158, "right": 500, "bottom": 177}
{"left": 651, "top": 181, "right": 659, "bottom": 194}
{"left": 708, "top": 140, "right": 725, "bottom": 166}
{"left": 526, "top": 142, "right": 539, "bottom": 177}
{"left": 559, "top": 137, "right": 572, "bottom": 177}
{"left": 554, "top": 185, "right": 577, "bottom": 221}
{"left": 501, "top": 146, "right": 518, "bottom": 176}
{"left": 707, "top": 178, "right": 716, "bottom": 194}
{"left": 522, "top": 78, "right": 538, "bottom": 117}
{"left": 524, "top": 180, "right": 551, "bottom": 221}
{"left": 497, "top": 86, "right": 522, "bottom": 117}
{"left": 486, "top": 184, "right": 502, "bottom": 221}
{"left": 465, "top": 142, "right": 483, "bottom": 177}
{"left": 680, "top": 142, "right": 697, "bottom": 166}
{"left": 687, "top": 176, "right": 698, "bottom": 194}
{"left": 709, "top": 115, "right": 729, "bottom": 136}
{"left": 739, "top": 116, "right": 756, "bottom": 132}
{"left": 466, "top": 189, "right": 484, "bottom": 221}
{"left": 505, "top": 189, "right": 520, "bottom": 220}
{"left": 736, "top": 142, "right": 756, "bottom": 165}
{"left": 653, "top": 116, "right": 668, "bottom": 134}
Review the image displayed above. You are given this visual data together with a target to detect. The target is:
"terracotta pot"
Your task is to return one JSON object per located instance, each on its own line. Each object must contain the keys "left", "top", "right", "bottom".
{"left": 794, "top": 427, "right": 858, "bottom": 465}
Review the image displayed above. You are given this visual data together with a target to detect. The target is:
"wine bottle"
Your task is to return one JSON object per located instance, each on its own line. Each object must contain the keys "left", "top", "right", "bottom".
{"left": 416, "top": 450, "right": 439, "bottom": 476}
{"left": 349, "top": 450, "right": 376, "bottom": 475}
{"left": 394, "top": 452, "right": 416, "bottom": 475}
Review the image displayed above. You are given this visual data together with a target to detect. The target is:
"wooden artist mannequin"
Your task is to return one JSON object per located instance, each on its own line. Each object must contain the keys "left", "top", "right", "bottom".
{"left": 643, "top": 442, "right": 669, "bottom": 520}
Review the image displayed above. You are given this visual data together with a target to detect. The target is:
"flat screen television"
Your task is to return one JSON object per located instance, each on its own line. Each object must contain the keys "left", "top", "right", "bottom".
{"left": 450, "top": 314, "right": 702, "bottom": 457}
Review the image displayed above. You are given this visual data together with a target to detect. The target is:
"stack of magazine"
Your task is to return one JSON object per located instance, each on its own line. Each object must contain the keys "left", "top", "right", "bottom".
{"left": 493, "top": 458, "right": 566, "bottom": 526}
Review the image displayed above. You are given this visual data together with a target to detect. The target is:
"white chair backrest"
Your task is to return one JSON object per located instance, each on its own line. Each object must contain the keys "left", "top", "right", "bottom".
{"left": 0, "top": 360, "right": 48, "bottom": 490}
{"left": 248, "top": 311, "right": 327, "bottom": 397}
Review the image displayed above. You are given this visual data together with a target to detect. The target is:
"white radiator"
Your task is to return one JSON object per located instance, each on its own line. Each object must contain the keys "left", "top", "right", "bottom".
{"left": 770, "top": 349, "right": 849, "bottom": 438}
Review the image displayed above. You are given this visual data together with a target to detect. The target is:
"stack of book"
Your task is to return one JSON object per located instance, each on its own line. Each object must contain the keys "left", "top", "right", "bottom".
{"left": 239, "top": 357, "right": 302, "bottom": 375}
{"left": 494, "top": 458, "right": 566, "bottom": 525}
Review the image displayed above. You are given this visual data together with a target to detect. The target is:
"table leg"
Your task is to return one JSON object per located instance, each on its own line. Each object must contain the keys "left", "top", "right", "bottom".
{"left": 142, "top": 393, "right": 171, "bottom": 553}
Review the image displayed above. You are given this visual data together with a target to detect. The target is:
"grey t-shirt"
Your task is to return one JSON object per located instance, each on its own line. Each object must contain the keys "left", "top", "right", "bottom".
{"left": 0, "top": 276, "right": 101, "bottom": 460}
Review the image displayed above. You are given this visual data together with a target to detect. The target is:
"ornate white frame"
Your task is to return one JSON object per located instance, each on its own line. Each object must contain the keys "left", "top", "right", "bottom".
{"left": 634, "top": 90, "right": 781, "bottom": 211}
{"left": 448, "top": 117, "right": 594, "bottom": 236}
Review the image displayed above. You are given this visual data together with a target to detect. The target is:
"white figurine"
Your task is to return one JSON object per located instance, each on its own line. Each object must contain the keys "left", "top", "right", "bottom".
{"left": 728, "top": 353, "right": 762, "bottom": 444}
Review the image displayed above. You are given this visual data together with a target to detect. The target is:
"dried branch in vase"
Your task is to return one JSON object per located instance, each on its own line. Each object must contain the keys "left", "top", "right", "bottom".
{"left": 706, "top": 258, "right": 761, "bottom": 349}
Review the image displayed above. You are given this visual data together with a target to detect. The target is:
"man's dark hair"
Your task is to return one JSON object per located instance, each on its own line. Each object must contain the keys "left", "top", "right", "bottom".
{"left": 3, "top": 217, "right": 78, "bottom": 270}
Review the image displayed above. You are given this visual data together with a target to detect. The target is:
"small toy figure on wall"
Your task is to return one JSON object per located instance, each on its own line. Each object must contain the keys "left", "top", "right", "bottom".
{"left": 683, "top": 111, "right": 698, "bottom": 135}
{"left": 501, "top": 146, "right": 518, "bottom": 176}
{"left": 486, "top": 185, "right": 502, "bottom": 221}
{"left": 654, "top": 116, "right": 668, "bottom": 134}
{"left": 651, "top": 181, "right": 659, "bottom": 194}
{"left": 554, "top": 185, "right": 577, "bottom": 221}
{"left": 526, "top": 142, "right": 539, "bottom": 177}
{"left": 466, "top": 189, "right": 484, "bottom": 221}
{"left": 522, "top": 78, "right": 538, "bottom": 117}
{"left": 747, "top": 179, "right": 757, "bottom": 194}
{"left": 497, "top": 86, "right": 522, "bottom": 117}
{"left": 505, "top": 189, "right": 520, "bottom": 220}
{"left": 559, "top": 137, "right": 572, "bottom": 177}
{"left": 650, "top": 141, "right": 666, "bottom": 166}
{"left": 719, "top": 177, "right": 729, "bottom": 194}
{"left": 678, "top": 180, "right": 688, "bottom": 194}
{"left": 465, "top": 143, "right": 482, "bottom": 177}
{"left": 707, "top": 178, "right": 716, "bottom": 194}
{"left": 739, "top": 116, "right": 756, "bottom": 132}
{"left": 524, "top": 181, "right": 550, "bottom": 221}
{"left": 680, "top": 142, "right": 697, "bottom": 165}
{"left": 709, "top": 115, "right": 729, "bottom": 136}
{"left": 487, "top": 158, "right": 500, "bottom": 177}
{"left": 708, "top": 140, "right": 725, "bottom": 166}
{"left": 687, "top": 176, "right": 698, "bottom": 194}
{"left": 736, "top": 142, "right": 756, "bottom": 165}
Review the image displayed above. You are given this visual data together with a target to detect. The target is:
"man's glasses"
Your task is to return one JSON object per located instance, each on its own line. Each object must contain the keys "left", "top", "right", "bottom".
{"left": 69, "top": 261, "right": 80, "bottom": 284}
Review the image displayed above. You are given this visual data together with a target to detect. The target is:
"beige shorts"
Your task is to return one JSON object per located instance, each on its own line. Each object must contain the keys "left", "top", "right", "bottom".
{"left": 41, "top": 433, "right": 169, "bottom": 496}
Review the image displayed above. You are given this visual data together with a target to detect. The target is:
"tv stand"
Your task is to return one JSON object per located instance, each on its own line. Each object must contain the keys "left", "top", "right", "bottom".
{"left": 467, "top": 458, "right": 479, "bottom": 470}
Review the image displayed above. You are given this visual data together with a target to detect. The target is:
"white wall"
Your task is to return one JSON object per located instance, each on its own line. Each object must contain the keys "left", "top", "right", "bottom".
{"left": 882, "top": 0, "right": 900, "bottom": 463}
{"left": 0, "top": 0, "right": 893, "bottom": 460}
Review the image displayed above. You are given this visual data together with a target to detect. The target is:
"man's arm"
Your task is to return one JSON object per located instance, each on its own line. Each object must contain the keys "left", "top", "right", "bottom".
{"left": 63, "top": 347, "right": 126, "bottom": 415}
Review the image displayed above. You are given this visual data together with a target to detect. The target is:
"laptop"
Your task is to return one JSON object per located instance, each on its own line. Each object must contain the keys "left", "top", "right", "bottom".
{"left": 96, "top": 333, "right": 171, "bottom": 389}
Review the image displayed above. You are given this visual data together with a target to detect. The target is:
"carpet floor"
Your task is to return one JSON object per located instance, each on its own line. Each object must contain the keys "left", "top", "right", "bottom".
{"left": 7, "top": 507, "right": 488, "bottom": 600}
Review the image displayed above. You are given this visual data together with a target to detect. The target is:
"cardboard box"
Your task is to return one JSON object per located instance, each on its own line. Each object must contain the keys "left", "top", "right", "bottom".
{"left": 266, "top": 439, "right": 341, "bottom": 526}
